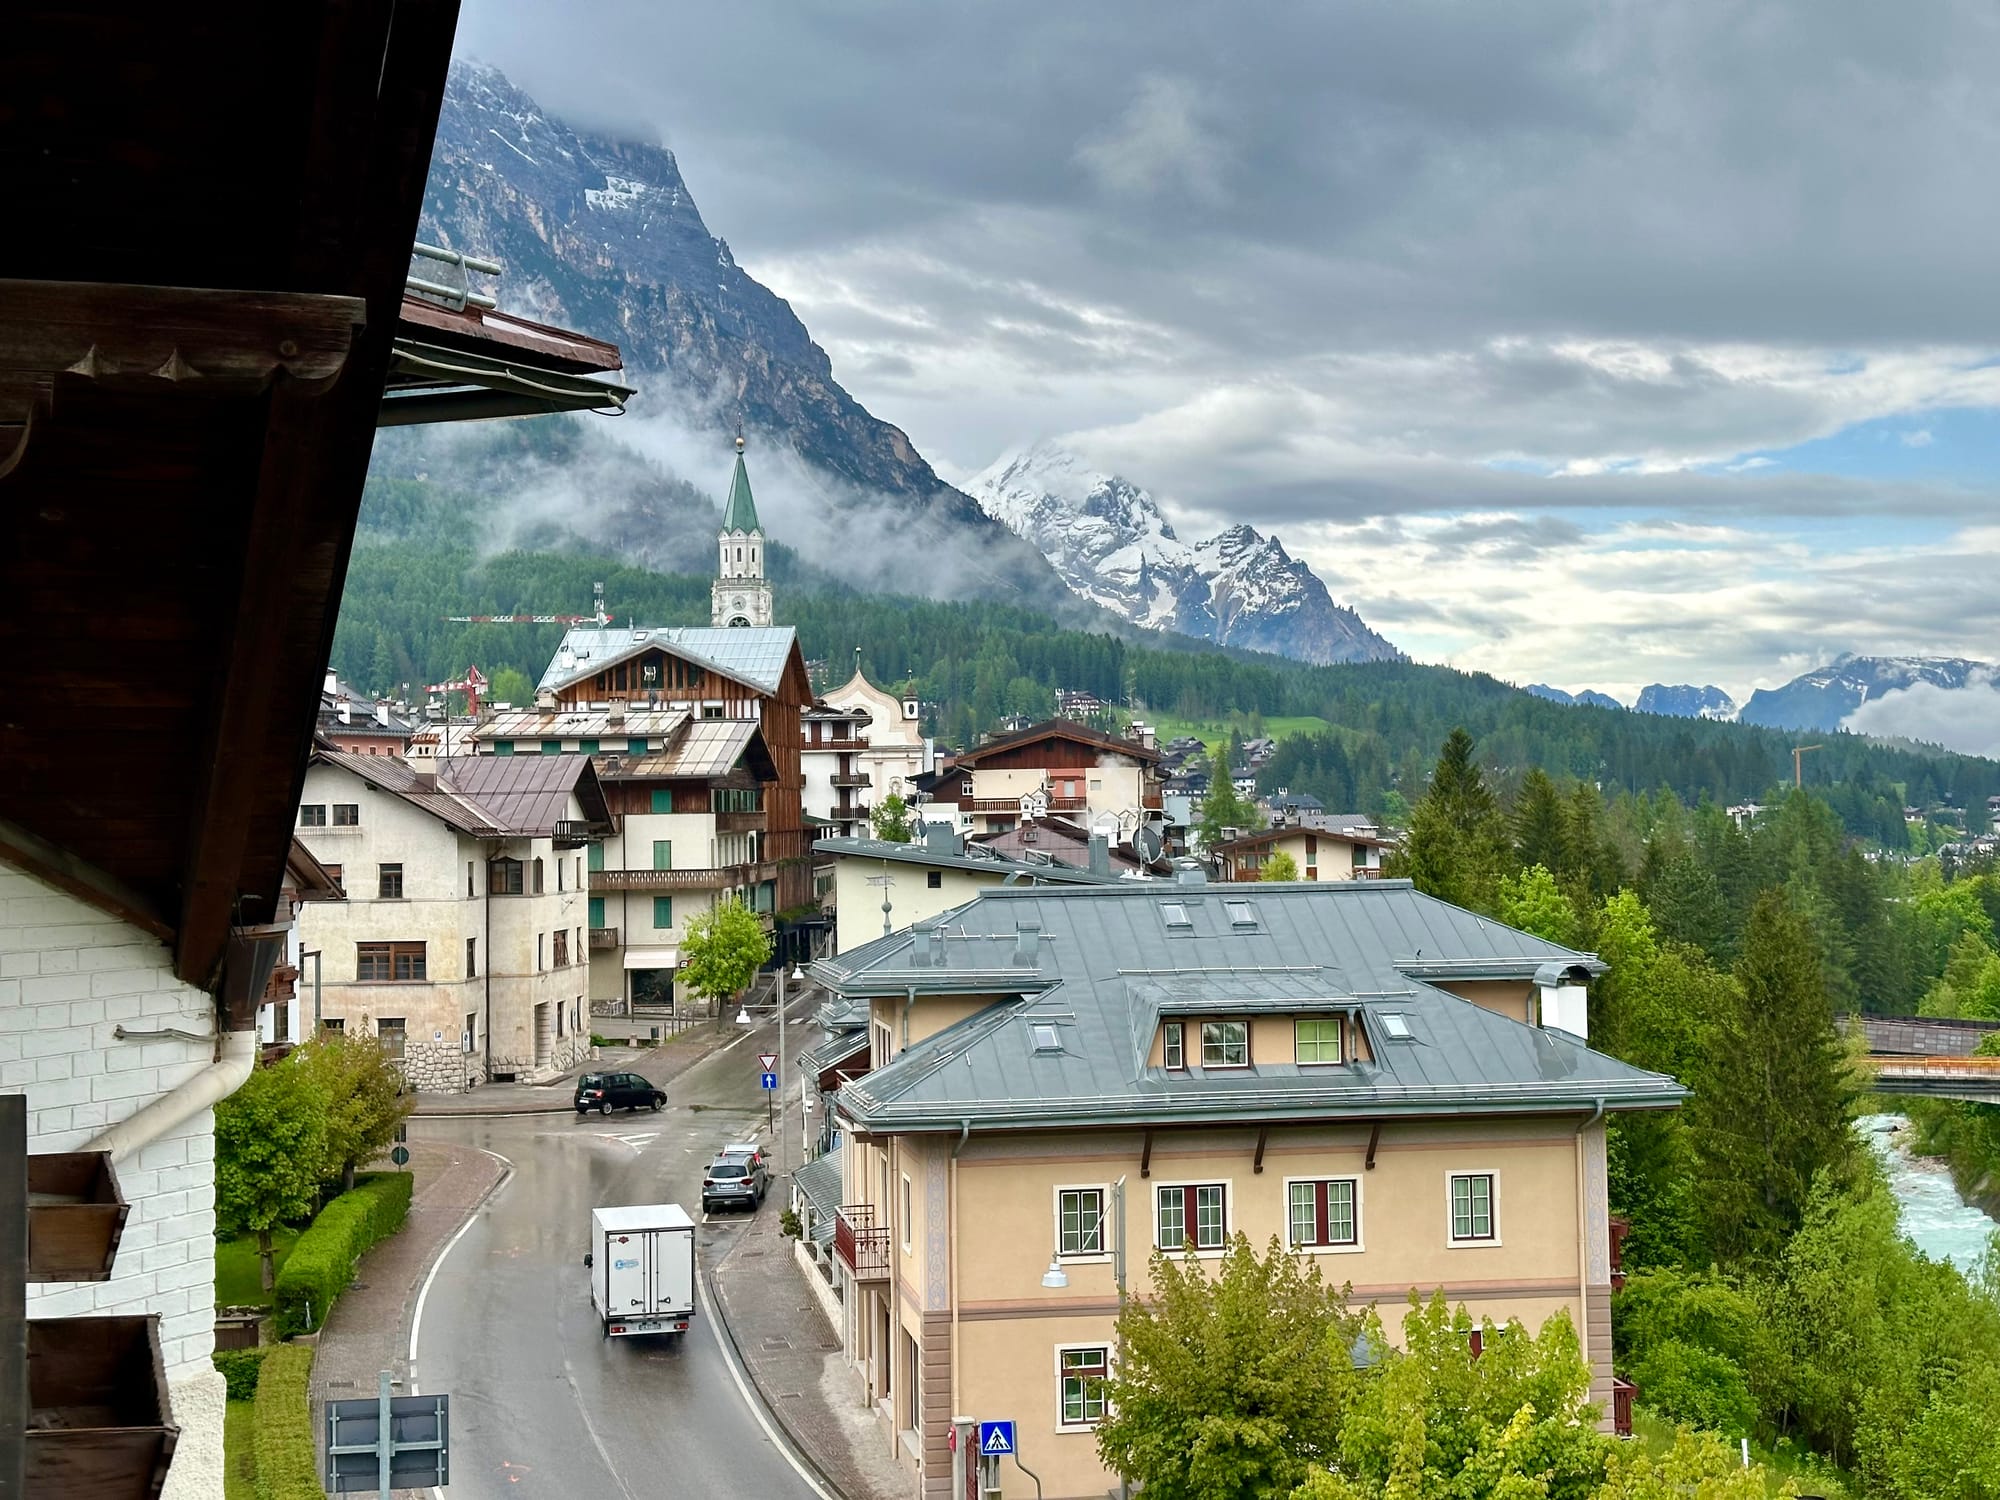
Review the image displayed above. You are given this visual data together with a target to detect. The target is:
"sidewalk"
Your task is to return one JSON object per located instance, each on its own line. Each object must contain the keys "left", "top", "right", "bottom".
{"left": 307, "top": 1136, "right": 506, "bottom": 1496}
{"left": 413, "top": 1017, "right": 735, "bottom": 1116}
{"left": 710, "top": 1180, "right": 907, "bottom": 1500}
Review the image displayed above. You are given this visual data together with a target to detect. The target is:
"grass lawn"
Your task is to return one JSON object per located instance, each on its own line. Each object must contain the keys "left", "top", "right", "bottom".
{"left": 1629, "top": 1407, "right": 1853, "bottom": 1498}
{"left": 214, "top": 1227, "right": 299, "bottom": 1310}
{"left": 222, "top": 1399, "right": 256, "bottom": 1500}
{"left": 1137, "top": 712, "right": 1337, "bottom": 749}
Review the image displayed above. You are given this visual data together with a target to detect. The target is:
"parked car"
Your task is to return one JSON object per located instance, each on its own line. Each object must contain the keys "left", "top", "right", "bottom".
{"left": 574, "top": 1071, "right": 666, "bottom": 1115}
{"left": 701, "top": 1150, "right": 769, "bottom": 1213}
{"left": 718, "top": 1142, "right": 766, "bottom": 1171}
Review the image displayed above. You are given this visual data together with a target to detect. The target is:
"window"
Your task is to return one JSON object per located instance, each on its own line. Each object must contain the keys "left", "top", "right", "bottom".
{"left": 588, "top": 842, "right": 604, "bottom": 872}
{"left": 926, "top": 870, "right": 942, "bottom": 890}
{"left": 653, "top": 896, "right": 673, "bottom": 930}
{"left": 556, "top": 999, "right": 565, "bottom": 1037}
{"left": 494, "top": 741, "right": 514, "bottom": 757}
{"left": 322, "top": 1017, "right": 345, "bottom": 1034}
{"left": 1224, "top": 898, "right": 1255, "bottom": 926}
{"left": 652, "top": 840, "right": 672, "bottom": 871}
{"left": 1031, "top": 1023, "right": 1063, "bottom": 1053}
{"left": 466, "top": 861, "right": 474, "bottom": 898}
{"left": 465, "top": 1012, "right": 477, "bottom": 1050}
{"left": 1059, "top": 1347, "right": 1108, "bottom": 1427}
{"left": 541, "top": 740, "right": 562, "bottom": 755}
{"left": 1161, "top": 901, "right": 1191, "bottom": 928}
{"left": 589, "top": 896, "right": 606, "bottom": 929}
{"left": 333, "top": 804, "right": 360, "bottom": 827}
{"left": 1200, "top": 1020, "right": 1248, "bottom": 1068}
{"left": 1059, "top": 1188, "right": 1104, "bottom": 1255}
{"left": 701, "top": 703, "right": 724, "bottom": 720}
{"left": 651, "top": 790, "right": 674, "bottom": 813}
{"left": 961, "top": 779, "right": 974, "bottom": 797}
{"left": 465, "top": 938, "right": 477, "bottom": 978}
{"left": 1295, "top": 1019, "right": 1343, "bottom": 1065}
{"left": 1450, "top": 1173, "right": 1497, "bottom": 1243}
{"left": 537, "top": 934, "right": 545, "bottom": 972}
{"left": 901, "top": 1176, "right": 913, "bottom": 1252}
{"left": 490, "top": 858, "right": 523, "bottom": 895}
{"left": 377, "top": 864, "right": 403, "bottom": 900}
{"left": 356, "top": 942, "right": 425, "bottom": 982}
{"left": 1157, "top": 1184, "right": 1226, "bottom": 1251}
{"left": 1380, "top": 1013, "right": 1413, "bottom": 1040}
{"left": 1162, "top": 1021, "right": 1185, "bottom": 1070}
{"left": 628, "top": 738, "right": 648, "bottom": 754}
{"left": 299, "top": 804, "right": 327, "bottom": 827}
{"left": 532, "top": 858, "right": 545, "bottom": 894}
{"left": 323, "top": 865, "right": 343, "bottom": 893}
{"left": 376, "top": 1017, "right": 406, "bottom": 1059}
{"left": 581, "top": 739, "right": 600, "bottom": 754}
{"left": 557, "top": 860, "right": 565, "bottom": 892}
{"left": 1288, "top": 1179, "right": 1359, "bottom": 1249}
{"left": 553, "top": 930, "right": 569, "bottom": 967}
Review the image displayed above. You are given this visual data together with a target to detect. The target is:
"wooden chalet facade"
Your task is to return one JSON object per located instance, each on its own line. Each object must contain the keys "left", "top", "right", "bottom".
{"left": 927, "top": 718, "right": 1165, "bottom": 836}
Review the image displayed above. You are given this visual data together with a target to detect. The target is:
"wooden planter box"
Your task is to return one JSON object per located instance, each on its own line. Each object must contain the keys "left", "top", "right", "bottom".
{"left": 28, "top": 1150, "right": 129, "bottom": 1282}
{"left": 27, "top": 1315, "right": 179, "bottom": 1500}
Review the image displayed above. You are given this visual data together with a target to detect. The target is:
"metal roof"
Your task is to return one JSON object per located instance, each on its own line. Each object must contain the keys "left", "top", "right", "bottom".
{"left": 626, "top": 719, "right": 764, "bottom": 781}
{"left": 955, "top": 716, "right": 1163, "bottom": 768}
{"left": 798, "top": 1027, "right": 870, "bottom": 1078}
{"left": 822, "top": 880, "right": 1681, "bottom": 1133}
{"left": 721, "top": 444, "right": 762, "bottom": 534}
{"left": 794, "top": 1146, "right": 843, "bottom": 1219}
{"left": 814, "top": 835, "right": 1120, "bottom": 885}
{"left": 536, "top": 626, "right": 798, "bottom": 697}
{"left": 475, "top": 707, "right": 687, "bottom": 740}
{"left": 313, "top": 750, "right": 607, "bottom": 838}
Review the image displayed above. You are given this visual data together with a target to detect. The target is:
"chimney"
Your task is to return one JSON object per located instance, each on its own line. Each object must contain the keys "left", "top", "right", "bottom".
{"left": 375, "top": 701, "right": 390, "bottom": 727}
{"left": 607, "top": 700, "right": 626, "bottom": 728}
{"left": 924, "top": 823, "right": 959, "bottom": 857}
{"left": 324, "top": 669, "right": 339, "bottom": 696}
{"left": 337, "top": 699, "right": 351, "bottom": 725}
{"left": 535, "top": 688, "right": 557, "bottom": 710}
{"left": 910, "top": 927, "right": 935, "bottom": 966}
{"left": 412, "top": 767, "right": 438, "bottom": 791}
{"left": 1534, "top": 961, "right": 1590, "bottom": 1042}
{"left": 1013, "top": 921, "right": 1042, "bottom": 966}
{"left": 1088, "top": 833, "right": 1112, "bottom": 877}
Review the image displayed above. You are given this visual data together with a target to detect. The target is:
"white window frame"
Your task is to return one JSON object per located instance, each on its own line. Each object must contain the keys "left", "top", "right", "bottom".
{"left": 1054, "top": 1183, "right": 1111, "bottom": 1262}
{"left": 901, "top": 1174, "right": 913, "bottom": 1253}
{"left": 1153, "top": 1179, "right": 1230, "bottom": 1256}
{"left": 1282, "top": 1175, "right": 1363, "bottom": 1254}
{"left": 1161, "top": 1021, "right": 1185, "bottom": 1070}
{"left": 1054, "top": 1342, "right": 1110, "bottom": 1431}
{"left": 1446, "top": 1170, "right": 1501, "bottom": 1247}
{"left": 1200, "top": 1019, "right": 1249, "bottom": 1069}
{"left": 1294, "top": 1017, "right": 1344, "bottom": 1066}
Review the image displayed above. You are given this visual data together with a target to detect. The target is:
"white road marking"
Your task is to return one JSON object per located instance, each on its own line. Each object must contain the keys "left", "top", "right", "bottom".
{"left": 698, "top": 1276, "right": 838, "bottom": 1500}
{"left": 561, "top": 1356, "right": 642, "bottom": 1500}
{"left": 411, "top": 1147, "right": 514, "bottom": 1500}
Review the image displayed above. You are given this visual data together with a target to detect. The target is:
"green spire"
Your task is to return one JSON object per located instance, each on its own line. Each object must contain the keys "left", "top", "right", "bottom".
{"left": 721, "top": 435, "right": 762, "bottom": 534}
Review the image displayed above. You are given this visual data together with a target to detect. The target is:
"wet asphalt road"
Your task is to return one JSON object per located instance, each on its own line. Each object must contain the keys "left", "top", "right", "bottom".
{"left": 407, "top": 1010, "right": 826, "bottom": 1500}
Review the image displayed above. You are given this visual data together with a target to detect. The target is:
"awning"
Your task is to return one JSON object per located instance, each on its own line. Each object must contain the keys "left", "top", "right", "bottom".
{"left": 622, "top": 946, "right": 678, "bottom": 971}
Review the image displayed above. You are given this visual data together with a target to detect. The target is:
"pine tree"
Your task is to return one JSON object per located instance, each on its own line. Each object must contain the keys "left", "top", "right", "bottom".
{"left": 1691, "top": 890, "right": 1857, "bottom": 1263}
{"left": 1393, "top": 729, "right": 1507, "bottom": 913}
{"left": 1511, "top": 768, "right": 1568, "bottom": 874}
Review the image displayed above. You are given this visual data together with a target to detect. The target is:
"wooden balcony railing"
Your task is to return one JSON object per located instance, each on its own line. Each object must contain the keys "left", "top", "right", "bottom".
{"left": 589, "top": 927, "right": 620, "bottom": 951}
{"left": 834, "top": 1205, "right": 891, "bottom": 1282}
{"left": 715, "top": 809, "right": 767, "bottom": 834}
{"left": 830, "top": 772, "right": 871, "bottom": 788}
{"left": 590, "top": 862, "right": 779, "bottom": 892}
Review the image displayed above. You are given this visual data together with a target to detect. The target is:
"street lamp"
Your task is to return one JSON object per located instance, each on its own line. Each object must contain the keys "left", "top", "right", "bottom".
{"left": 736, "top": 962, "right": 811, "bottom": 1179}
{"left": 1038, "top": 1177, "right": 1126, "bottom": 1294}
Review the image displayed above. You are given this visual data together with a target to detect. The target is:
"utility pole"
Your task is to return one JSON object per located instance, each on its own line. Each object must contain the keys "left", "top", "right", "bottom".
{"left": 1793, "top": 744, "right": 1822, "bottom": 788}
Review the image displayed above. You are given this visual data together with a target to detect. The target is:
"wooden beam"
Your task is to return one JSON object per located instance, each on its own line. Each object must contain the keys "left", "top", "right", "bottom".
{"left": 1366, "top": 1120, "right": 1383, "bottom": 1171}
{"left": 1140, "top": 1128, "right": 1153, "bottom": 1180}
{"left": 1253, "top": 1126, "right": 1268, "bottom": 1174}
{"left": 1, "top": 1095, "right": 24, "bottom": 1500}
{"left": 0, "top": 813, "right": 172, "bottom": 941}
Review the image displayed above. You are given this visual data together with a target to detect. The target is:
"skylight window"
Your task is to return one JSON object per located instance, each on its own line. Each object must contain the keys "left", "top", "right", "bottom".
{"left": 1224, "top": 899, "right": 1256, "bottom": 927}
{"left": 1161, "top": 902, "right": 1192, "bottom": 928}
{"left": 1031, "top": 1023, "right": 1063, "bottom": 1053}
{"left": 1380, "top": 1013, "right": 1413, "bottom": 1039}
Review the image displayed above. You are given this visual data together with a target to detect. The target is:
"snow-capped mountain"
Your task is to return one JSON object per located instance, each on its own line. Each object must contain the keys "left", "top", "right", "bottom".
{"left": 1739, "top": 656, "right": 1992, "bottom": 733}
{"left": 967, "top": 443, "right": 1400, "bottom": 665}
{"left": 1634, "top": 684, "right": 1737, "bottom": 720}
{"left": 1525, "top": 684, "right": 1624, "bottom": 711}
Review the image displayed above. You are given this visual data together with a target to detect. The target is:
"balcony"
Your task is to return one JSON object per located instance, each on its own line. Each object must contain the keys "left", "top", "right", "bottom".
{"left": 590, "top": 862, "right": 778, "bottom": 892}
{"left": 716, "top": 809, "right": 767, "bottom": 834}
{"left": 554, "top": 818, "right": 612, "bottom": 851}
{"left": 964, "top": 794, "right": 1086, "bottom": 815}
{"left": 834, "top": 1205, "right": 890, "bottom": 1282}
{"left": 830, "top": 772, "right": 871, "bottom": 789}
{"left": 589, "top": 926, "right": 620, "bottom": 951}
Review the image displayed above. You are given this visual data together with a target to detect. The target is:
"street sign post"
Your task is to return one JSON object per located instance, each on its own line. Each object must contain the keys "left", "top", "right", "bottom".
{"left": 760, "top": 1068, "right": 778, "bottom": 1130}
{"left": 759, "top": 1072, "right": 778, "bottom": 1090}
{"left": 325, "top": 1372, "right": 449, "bottom": 1496}
{"left": 979, "top": 1420, "right": 1016, "bottom": 1458}
{"left": 389, "top": 1145, "right": 410, "bottom": 1168}
{"left": 758, "top": 1053, "right": 777, "bottom": 1072}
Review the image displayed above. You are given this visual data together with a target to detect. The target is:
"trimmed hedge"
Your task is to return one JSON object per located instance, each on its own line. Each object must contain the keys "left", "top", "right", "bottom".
{"left": 251, "top": 1344, "right": 317, "bottom": 1500}
{"left": 272, "top": 1171, "right": 414, "bottom": 1337}
{"left": 213, "top": 1346, "right": 272, "bottom": 1402}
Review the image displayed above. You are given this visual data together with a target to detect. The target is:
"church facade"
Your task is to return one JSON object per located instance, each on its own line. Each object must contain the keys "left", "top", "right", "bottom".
{"left": 713, "top": 434, "right": 774, "bottom": 628}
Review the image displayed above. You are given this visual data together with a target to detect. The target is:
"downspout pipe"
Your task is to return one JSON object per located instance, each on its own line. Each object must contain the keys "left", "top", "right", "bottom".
{"left": 86, "top": 1029, "right": 257, "bottom": 1165}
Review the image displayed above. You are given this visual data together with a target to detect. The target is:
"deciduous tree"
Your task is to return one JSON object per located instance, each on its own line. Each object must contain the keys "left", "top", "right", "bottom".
{"left": 678, "top": 898, "right": 773, "bottom": 1011}
{"left": 293, "top": 1032, "right": 411, "bottom": 1193}
{"left": 1261, "top": 851, "right": 1300, "bottom": 882}
{"left": 216, "top": 1056, "right": 329, "bottom": 1290}
{"left": 870, "top": 792, "right": 916, "bottom": 844}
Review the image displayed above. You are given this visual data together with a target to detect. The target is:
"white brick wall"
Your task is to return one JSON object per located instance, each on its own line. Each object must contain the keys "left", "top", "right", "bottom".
{"left": 0, "top": 860, "right": 221, "bottom": 1376}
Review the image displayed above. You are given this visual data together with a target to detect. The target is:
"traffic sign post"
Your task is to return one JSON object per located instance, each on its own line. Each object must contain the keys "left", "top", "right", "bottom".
{"left": 979, "top": 1420, "right": 1015, "bottom": 1458}
{"left": 760, "top": 1063, "right": 779, "bottom": 1130}
{"left": 325, "top": 1371, "right": 449, "bottom": 1496}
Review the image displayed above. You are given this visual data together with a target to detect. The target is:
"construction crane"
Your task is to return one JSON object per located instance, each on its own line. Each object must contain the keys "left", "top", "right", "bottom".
{"left": 1792, "top": 744, "right": 1822, "bottom": 787}
{"left": 425, "top": 665, "right": 489, "bottom": 719}
{"left": 444, "top": 580, "right": 610, "bottom": 628}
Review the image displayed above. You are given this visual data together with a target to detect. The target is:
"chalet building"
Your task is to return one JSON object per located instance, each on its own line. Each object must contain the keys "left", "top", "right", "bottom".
{"left": 817, "top": 879, "right": 1678, "bottom": 1499}
{"left": 804, "top": 702, "right": 875, "bottom": 841}
{"left": 293, "top": 752, "right": 611, "bottom": 1089}
{"left": 816, "top": 827, "right": 1116, "bottom": 955}
{"left": 317, "top": 670, "right": 417, "bottom": 756}
{"left": 925, "top": 718, "right": 1165, "bottom": 839}
{"left": 1209, "top": 822, "right": 1394, "bottom": 882}
{"left": 1, "top": 11, "right": 634, "bottom": 1494}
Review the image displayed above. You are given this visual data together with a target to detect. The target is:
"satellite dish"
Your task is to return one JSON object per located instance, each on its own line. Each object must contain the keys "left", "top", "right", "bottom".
{"left": 1134, "top": 825, "right": 1165, "bottom": 864}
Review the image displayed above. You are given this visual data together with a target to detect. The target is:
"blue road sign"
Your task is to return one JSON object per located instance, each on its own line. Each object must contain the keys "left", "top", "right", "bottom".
{"left": 759, "top": 1071, "right": 778, "bottom": 1090}
{"left": 979, "top": 1420, "right": 1016, "bottom": 1457}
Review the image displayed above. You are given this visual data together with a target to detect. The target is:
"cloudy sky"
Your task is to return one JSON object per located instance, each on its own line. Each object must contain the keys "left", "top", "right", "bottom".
{"left": 456, "top": 0, "right": 2000, "bottom": 719}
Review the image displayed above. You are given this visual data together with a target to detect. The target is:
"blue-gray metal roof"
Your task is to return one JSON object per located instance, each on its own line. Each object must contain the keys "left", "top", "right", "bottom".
{"left": 793, "top": 1146, "right": 843, "bottom": 1221}
{"left": 537, "top": 625, "right": 798, "bottom": 696}
{"left": 814, "top": 835, "right": 1118, "bottom": 885}
{"left": 822, "top": 880, "right": 1681, "bottom": 1132}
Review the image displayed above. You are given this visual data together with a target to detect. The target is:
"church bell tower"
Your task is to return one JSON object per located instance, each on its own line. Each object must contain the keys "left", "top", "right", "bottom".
{"left": 712, "top": 434, "right": 773, "bottom": 628}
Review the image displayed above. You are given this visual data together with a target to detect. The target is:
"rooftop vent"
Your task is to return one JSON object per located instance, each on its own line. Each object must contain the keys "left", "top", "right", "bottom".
{"left": 1175, "top": 864, "right": 1207, "bottom": 887}
{"left": 1013, "top": 921, "right": 1043, "bottom": 966}
{"left": 1030, "top": 1023, "right": 1063, "bottom": 1053}
{"left": 910, "top": 928, "right": 935, "bottom": 967}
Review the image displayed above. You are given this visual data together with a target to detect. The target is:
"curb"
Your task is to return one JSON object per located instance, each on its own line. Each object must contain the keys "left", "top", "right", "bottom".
{"left": 412, "top": 1023, "right": 740, "bottom": 1117}
{"left": 702, "top": 1250, "right": 855, "bottom": 1500}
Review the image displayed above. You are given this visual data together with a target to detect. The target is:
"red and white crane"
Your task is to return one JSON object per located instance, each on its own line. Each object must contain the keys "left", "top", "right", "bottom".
{"left": 442, "top": 581, "right": 610, "bottom": 628}
{"left": 425, "top": 665, "right": 489, "bottom": 719}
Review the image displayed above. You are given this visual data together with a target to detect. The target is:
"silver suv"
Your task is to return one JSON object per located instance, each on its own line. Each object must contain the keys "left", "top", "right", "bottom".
{"left": 701, "top": 1148, "right": 769, "bottom": 1213}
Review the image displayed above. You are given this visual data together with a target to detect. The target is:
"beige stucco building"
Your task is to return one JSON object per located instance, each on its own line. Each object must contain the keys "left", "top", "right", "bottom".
{"left": 1209, "top": 822, "right": 1393, "bottom": 882}
{"left": 823, "top": 664, "right": 934, "bottom": 806}
{"left": 925, "top": 720, "right": 1163, "bottom": 840}
{"left": 293, "top": 752, "right": 610, "bottom": 1089}
{"left": 815, "top": 879, "right": 1679, "bottom": 1499}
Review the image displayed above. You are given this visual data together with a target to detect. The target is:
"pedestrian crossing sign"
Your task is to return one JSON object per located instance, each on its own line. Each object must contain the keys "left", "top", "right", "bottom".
{"left": 979, "top": 1421, "right": 1015, "bottom": 1456}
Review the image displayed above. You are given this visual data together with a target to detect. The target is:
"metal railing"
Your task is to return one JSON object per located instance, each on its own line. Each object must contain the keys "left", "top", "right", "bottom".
{"left": 834, "top": 1205, "right": 891, "bottom": 1281}
{"left": 589, "top": 862, "right": 778, "bottom": 892}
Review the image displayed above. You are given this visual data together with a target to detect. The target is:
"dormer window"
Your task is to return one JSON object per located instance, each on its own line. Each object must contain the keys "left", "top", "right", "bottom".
{"left": 1295, "top": 1019, "right": 1343, "bottom": 1065}
{"left": 1380, "top": 1013, "right": 1413, "bottom": 1040}
{"left": 1200, "top": 1020, "right": 1248, "bottom": 1068}
{"left": 1162, "top": 1021, "right": 1185, "bottom": 1069}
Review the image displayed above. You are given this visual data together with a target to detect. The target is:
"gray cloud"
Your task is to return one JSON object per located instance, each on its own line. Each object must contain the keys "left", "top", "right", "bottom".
{"left": 1845, "top": 673, "right": 2000, "bottom": 759}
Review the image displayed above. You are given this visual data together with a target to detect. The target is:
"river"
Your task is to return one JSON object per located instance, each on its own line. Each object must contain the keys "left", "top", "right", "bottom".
{"left": 1857, "top": 1113, "right": 2000, "bottom": 1274}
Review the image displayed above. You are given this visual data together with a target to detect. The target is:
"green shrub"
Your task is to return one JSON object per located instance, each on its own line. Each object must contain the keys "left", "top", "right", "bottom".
{"left": 213, "top": 1346, "right": 272, "bottom": 1402}
{"left": 251, "top": 1344, "right": 317, "bottom": 1500}
{"left": 271, "top": 1172, "right": 414, "bottom": 1337}
{"left": 1633, "top": 1338, "right": 1760, "bottom": 1438}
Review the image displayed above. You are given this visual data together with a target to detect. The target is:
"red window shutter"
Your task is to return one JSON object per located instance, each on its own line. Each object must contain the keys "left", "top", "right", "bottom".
{"left": 1314, "top": 1183, "right": 1329, "bottom": 1246}
{"left": 1184, "top": 1192, "right": 1199, "bottom": 1243}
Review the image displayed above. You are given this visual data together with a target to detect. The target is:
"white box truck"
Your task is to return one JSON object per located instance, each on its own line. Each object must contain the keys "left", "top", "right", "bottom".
{"left": 585, "top": 1203, "right": 696, "bottom": 1337}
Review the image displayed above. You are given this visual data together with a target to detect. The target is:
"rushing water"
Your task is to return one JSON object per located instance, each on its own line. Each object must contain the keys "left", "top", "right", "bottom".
{"left": 1856, "top": 1113, "right": 2000, "bottom": 1274}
